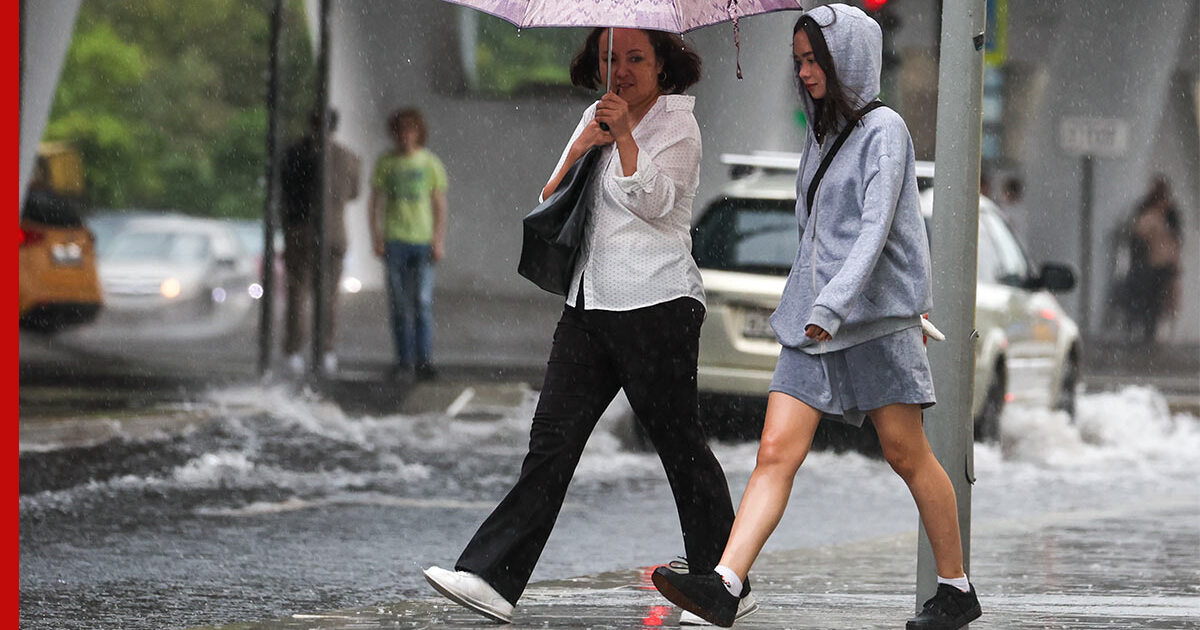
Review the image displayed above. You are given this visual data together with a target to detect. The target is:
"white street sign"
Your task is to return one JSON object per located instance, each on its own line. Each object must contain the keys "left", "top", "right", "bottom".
{"left": 1059, "top": 116, "right": 1130, "bottom": 157}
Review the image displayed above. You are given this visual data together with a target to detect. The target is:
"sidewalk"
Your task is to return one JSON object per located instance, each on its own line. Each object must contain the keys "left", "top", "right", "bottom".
{"left": 22, "top": 289, "right": 1198, "bottom": 418}
{"left": 199, "top": 495, "right": 1198, "bottom": 630}
{"left": 1080, "top": 337, "right": 1200, "bottom": 414}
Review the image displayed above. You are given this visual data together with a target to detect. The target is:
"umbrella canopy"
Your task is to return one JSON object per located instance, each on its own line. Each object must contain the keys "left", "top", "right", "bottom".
{"left": 440, "top": 0, "right": 804, "bottom": 33}
{"left": 442, "top": 0, "right": 806, "bottom": 80}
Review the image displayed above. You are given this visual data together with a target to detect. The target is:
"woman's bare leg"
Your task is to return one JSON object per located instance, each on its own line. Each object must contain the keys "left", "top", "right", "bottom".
{"left": 717, "top": 391, "right": 822, "bottom": 579}
{"left": 870, "top": 403, "right": 965, "bottom": 578}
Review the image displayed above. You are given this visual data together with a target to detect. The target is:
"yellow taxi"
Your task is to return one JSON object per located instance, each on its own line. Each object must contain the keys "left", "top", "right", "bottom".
{"left": 19, "top": 144, "right": 103, "bottom": 333}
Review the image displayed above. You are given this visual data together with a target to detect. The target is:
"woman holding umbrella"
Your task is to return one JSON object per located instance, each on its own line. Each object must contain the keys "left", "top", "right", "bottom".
{"left": 424, "top": 27, "right": 752, "bottom": 624}
{"left": 651, "top": 5, "right": 982, "bottom": 630}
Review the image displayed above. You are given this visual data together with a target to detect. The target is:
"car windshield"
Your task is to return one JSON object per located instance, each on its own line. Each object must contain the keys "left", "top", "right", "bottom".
{"left": 980, "top": 210, "right": 1031, "bottom": 286}
{"left": 692, "top": 198, "right": 796, "bottom": 276}
{"left": 230, "top": 222, "right": 264, "bottom": 257}
{"left": 105, "top": 230, "right": 211, "bottom": 264}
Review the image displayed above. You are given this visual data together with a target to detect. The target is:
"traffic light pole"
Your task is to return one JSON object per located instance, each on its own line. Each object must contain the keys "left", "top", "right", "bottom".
{"left": 257, "top": 0, "right": 284, "bottom": 378}
{"left": 919, "top": 0, "right": 986, "bottom": 612}
{"left": 309, "top": 0, "right": 332, "bottom": 382}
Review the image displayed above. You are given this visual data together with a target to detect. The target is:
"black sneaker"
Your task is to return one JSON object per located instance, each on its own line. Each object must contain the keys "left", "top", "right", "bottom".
{"left": 907, "top": 583, "right": 982, "bottom": 630}
{"left": 651, "top": 566, "right": 744, "bottom": 628}
{"left": 415, "top": 362, "right": 438, "bottom": 381}
{"left": 664, "top": 558, "right": 759, "bottom": 626}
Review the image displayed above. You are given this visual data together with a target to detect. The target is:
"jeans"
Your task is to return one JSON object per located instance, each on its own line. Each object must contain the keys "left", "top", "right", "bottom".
{"left": 455, "top": 297, "right": 735, "bottom": 604}
{"left": 383, "top": 241, "right": 435, "bottom": 367}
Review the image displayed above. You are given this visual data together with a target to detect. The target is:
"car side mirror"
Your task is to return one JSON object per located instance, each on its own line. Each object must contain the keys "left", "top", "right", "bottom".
{"left": 1037, "top": 262, "right": 1076, "bottom": 294}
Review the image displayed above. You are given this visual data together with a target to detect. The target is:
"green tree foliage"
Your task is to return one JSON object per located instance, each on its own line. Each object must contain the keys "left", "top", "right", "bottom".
{"left": 45, "top": 0, "right": 316, "bottom": 218}
{"left": 473, "top": 15, "right": 587, "bottom": 96}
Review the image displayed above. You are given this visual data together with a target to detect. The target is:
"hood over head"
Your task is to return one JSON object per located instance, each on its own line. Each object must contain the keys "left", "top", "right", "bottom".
{"left": 798, "top": 3, "right": 883, "bottom": 130}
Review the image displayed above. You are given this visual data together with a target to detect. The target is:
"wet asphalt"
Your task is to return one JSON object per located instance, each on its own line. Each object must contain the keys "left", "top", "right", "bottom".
{"left": 19, "top": 288, "right": 1200, "bottom": 630}
{"left": 193, "top": 495, "right": 1199, "bottom": 630}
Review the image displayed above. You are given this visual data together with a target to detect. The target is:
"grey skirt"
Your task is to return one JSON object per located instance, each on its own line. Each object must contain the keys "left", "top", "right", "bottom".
{"left": 769, "top": 325, "right": 936, "bottom": 427}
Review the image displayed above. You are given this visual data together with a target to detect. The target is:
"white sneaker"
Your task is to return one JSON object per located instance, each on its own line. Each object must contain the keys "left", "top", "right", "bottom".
{"left": 322, "top": 352, "right": 338, "bottom": 375}
{"left": 679, "top": 592, "right": 759, "bottom": 626}
{"left": 286, "top": 353, "right": 304, "bottom": 375}
{"left": 423, "top": 566, "right": 513, "bottom": 624}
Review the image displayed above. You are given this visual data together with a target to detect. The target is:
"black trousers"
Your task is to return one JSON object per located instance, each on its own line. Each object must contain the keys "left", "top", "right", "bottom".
{"left": 455, "top": 297, "right": 736, "bottom": 605}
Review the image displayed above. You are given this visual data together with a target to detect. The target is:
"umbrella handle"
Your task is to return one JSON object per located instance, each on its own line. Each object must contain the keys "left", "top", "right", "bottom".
{"left": 600, "top": 27, "right": 613, "bottom": 132}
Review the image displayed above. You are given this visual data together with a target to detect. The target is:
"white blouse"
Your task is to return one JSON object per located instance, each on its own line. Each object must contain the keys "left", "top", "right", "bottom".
{"left": 542, "top": 94, "right": 706, "bottom": 312}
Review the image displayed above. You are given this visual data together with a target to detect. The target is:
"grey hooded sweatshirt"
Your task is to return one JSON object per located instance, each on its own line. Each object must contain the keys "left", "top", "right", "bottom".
{"left": 770, "top": 3, "right": 933, "bottom": 354}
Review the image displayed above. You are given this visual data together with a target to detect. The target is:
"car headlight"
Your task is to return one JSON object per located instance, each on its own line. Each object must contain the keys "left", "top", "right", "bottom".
{"left": 160, "top": 277, "right": 182, "bottom": 299}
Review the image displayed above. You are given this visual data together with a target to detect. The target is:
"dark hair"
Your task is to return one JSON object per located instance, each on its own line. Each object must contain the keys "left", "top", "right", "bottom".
{"left": 1003, "top": 177, "right": 1023, "bottom": 198}
{"left": 388, "top": 108, "right": 427, "bottom": 146}
{"left": 309, "top": 108, "right": 339, "bottom": 133}
{"left": 795, "top": 15, "right": 858, "bottom": 143}
{"left": 569, "top": 28, "right": 702, "bottom": 94}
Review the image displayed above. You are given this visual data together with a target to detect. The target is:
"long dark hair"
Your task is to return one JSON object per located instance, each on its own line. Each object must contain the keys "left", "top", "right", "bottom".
{"left": 795, "top": 15, "right": 858, "bottom": 143}
{"left": 570, "top": 28, "right": 702, "bottom": 94}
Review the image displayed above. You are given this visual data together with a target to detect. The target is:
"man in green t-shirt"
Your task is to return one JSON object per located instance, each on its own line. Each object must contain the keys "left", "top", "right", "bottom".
{"left": 369, "top": 108, "right": 448, "bottom": 381}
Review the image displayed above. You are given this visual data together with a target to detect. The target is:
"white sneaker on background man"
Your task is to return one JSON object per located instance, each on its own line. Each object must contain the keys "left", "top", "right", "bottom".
{"left": 286, "top": 353, "right": 304, "bottom": 375}
{"left": 322, "top": 352, "right": 338, "bottom": 375}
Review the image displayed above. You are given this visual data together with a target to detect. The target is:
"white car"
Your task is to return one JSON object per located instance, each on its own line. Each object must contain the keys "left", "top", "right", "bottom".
{"left": 97, "top": 215, "right": 258, "bottom": 332}
{"left": 693, "top": 152, "right": 1081, "bottom": 442}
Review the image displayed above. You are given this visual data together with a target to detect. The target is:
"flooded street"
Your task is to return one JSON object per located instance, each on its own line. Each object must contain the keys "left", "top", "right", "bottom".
{"left": 18, "top": 384, "right": 1200, "bottom": 630}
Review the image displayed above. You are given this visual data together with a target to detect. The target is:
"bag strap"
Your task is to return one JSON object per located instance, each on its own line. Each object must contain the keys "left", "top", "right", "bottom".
{"left": 805, "top": 100, "right": 886, "bottom": 211}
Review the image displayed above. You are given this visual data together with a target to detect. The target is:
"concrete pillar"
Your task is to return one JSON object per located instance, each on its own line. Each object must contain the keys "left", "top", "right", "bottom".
{"left": 1017, "top": 1, "right": 1197, "bottom": 340}
{"left": 19, "top": 0, "right": 82, "bottom": 210}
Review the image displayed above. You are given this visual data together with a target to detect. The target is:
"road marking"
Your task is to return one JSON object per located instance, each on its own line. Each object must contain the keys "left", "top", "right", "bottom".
{"left": 444, "top": 387, "right": 475, "bottom": 418}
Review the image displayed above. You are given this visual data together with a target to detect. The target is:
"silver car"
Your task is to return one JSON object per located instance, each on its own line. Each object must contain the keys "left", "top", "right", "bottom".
{"left": 97, "top": 215, "right": 258, "bottom": 332}
{"left": 693, "top": 152, "right": 1081, "bottom": 442}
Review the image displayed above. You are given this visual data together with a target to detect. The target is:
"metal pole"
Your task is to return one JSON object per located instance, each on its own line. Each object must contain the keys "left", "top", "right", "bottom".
{"left": 919, "top": 0, "right": 985, "bottom": 610}
{"left": 1079, "top": 154, "right": 1094, "bottom": 335}
{"left": 257, "top": 0, "right": 285, "bottom": 378}
{"left": 309, "top": 0, "right": 332, "bottom": 381}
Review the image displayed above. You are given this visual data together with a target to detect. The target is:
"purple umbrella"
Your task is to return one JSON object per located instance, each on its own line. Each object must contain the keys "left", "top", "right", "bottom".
{"left": 440, "top": 0, "right": 807, "bottom": 84}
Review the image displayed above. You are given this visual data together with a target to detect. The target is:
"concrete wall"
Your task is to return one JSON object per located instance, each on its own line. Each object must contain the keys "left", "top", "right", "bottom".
{"left": 22, "top": 0, "right": 1198, "bottom": 347}
{"left": 18, "top": 0, "right": 82, "bottom": 210}
{"left": 1014, "top": 0, "right": 1199, "bottom": 342}
{"left": 324, "top": 0, "right": 1198, "bottom": 342}
{"left": 327, "top": 0, "right": 802, "bottom": 299}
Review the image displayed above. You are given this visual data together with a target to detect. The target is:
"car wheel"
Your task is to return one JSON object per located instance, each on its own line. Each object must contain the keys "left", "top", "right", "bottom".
{"left": 1054, "top": 349, "right": 1079, "bottom": 421}
{"left": 974, "top": 359, "right": 1005, "bottom": 443}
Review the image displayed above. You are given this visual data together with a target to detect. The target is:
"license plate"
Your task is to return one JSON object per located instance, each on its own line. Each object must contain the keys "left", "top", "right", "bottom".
{"left": 741, "top": 308, "right": 776, "bottom": 340}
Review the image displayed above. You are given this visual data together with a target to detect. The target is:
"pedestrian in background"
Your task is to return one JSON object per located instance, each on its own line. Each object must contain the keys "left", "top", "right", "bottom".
{"left": 368, "top": 108, "right": 448, "bottom": 381}
{"left": 1124, "top": 175, "right": 1183, "bottom": 343}
{"left": 999, "top": 175, "right": 1029, "bottom": 244}
{"left": 422, "top": 27, "right": 742, "bottom": 625}
{"left": 280, "top": 109, "right": 361, "bottom": 376}
{"left": 651, "top": 6, "right": 981, "bottom": 630}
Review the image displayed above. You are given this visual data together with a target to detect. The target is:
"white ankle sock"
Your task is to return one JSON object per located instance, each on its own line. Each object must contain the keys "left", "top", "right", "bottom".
{"left": 937, "top": 574, "right": 971, "bottom": 593}
{"left": 714, "top": 565, "right": 742, "bottom": 597}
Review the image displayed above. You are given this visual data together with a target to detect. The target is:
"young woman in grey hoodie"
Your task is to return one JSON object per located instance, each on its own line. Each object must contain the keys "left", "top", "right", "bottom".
{"left": 653, "top": 5, "right": 981, "bottom": 630}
